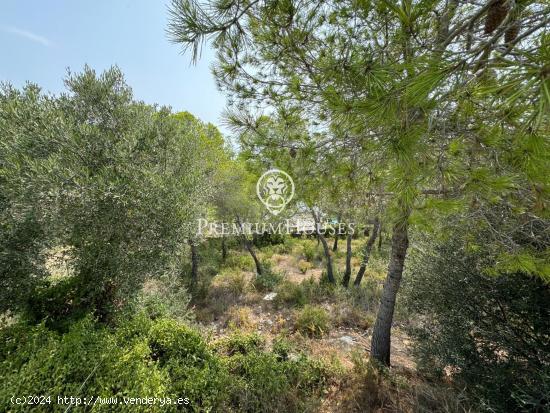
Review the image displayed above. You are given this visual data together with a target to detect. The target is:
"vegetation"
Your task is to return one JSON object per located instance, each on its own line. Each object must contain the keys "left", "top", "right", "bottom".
{"left": 1, "top": 0, "right": 549, "bottom": 412}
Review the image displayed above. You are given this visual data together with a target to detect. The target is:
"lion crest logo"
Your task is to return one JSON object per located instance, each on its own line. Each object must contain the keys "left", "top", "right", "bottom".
{"left": 256, "top": 169, "right": 295, "bottom": 215}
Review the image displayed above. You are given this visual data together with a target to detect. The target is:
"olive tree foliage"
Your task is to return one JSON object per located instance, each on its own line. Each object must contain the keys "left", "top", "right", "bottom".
{"left": 0, "top": 67, "right": 222, "bottom": 320}
{"left": 168, "top": 0, "right": 549, "bottom": 364}
{"left": 171, "top": 110, "right": 229, "bottom": 286}
{"left": 0, "top": 85, "right": 59, "bottom": 315}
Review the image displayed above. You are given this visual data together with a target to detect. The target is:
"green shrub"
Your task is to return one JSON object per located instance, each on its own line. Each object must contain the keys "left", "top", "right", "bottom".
{"left": 217, "top": 332, "right": 265, "bottom": 355}
{"left": 0, "top": 317, "right": 168, "bottom": 413}
{"left": 295, "top": 305, "right": 330, "bottom": 338}
{"left": 259, "top": 244, "right": 276, "bottom": 259}
{"left": 275, "top": 281, "right": 307, "bottom": 307}
{"left": 252, "top": 264, "right": 284, "bottom": 292}
{"left": 136, "top": 275, "right": 193, "bottom": 322}
{"left": 302, "top": 242, "right": 318, "bottom": 262}
{"left": 320, "top": 268, "right": 341, "bottom": 286}
{"left": 349, "top": 277, "right": 382, "bottom": 313}
{"left": 298, "top": 259, "right": 313, "bottom": 274}
{"left": 332, "top": 303, "right": 374, "bottom": 330}
{"left": 0, "top": 213, "right": 47, "bottom": 315}
{"left": 24, "top": 276, "right": 89, "bottom": 332}
{"left": 272, "top": 240, "right": 294, "bottom": 254}
{"left": 0, "top": 315, "right": 331, "bottom": 413}
{"left": 215, "top": 270, "right": 248, "bottom": 295}
{"left": 402, "top": 232, "right": 550, "bottom": 412}
{"left": 226, "top": 348, "right": 327, "bottom": 412}
{"left": 225, "top": 253, "right": 254, "bottom": 271}
{"left": 148, "top": 318, "right": 210, "bottom": 365}
{"left": 225, "top": 306, "right": 257, "bottom": 331}
{"left": 272, "top": 336, "right": 293, "bottom": 361}
{"left": 297, "top": 277, "right": 334, "bottom": 303}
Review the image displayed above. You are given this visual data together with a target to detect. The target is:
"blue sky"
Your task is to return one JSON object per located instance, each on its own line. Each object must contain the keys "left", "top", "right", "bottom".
{"left": 0, "top": 0, "right": 228, "bottom": 133}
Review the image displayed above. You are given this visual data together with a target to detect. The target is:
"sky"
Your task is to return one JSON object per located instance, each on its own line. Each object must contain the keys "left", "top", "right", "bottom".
{"left": 0, "top": 0, "right": 229, "bottom": 133}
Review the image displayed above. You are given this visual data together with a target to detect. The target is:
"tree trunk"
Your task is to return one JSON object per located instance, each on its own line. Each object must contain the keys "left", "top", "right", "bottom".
{"left": 318, "top": 233, "right": 335, "bottom": 283}
{"left": 354, "top": 217, "right": 380, "bottom": 286}
{"left": 189, "top": 240, "right": 199, "bottom": 287}
{"left": 370, "top": 221, "right": 409, "bottom": 366}
{"left": 311, "top": 209, "right": 335, "bottom": 283}
{"left": 333, "top": 213, "right": 341, "bottom": 251}
{"left": 342, "top": 232, "right": 353, "bottom": 287}
{"left": 221, "top": 234, "right": 227, "bottom": 262}
{"left": 377, "top": 224, "right": 383, "bottom": 251}
{"left": 245, "top": 239, "right": 263, "bottom": 276}
{"left": 236, "top": 215, "right": 263, "bottom": 275}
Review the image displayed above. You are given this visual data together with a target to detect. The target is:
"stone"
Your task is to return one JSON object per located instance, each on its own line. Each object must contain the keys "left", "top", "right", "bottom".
{"left": 338, "top": 335, "right": 355, "bottom": 346}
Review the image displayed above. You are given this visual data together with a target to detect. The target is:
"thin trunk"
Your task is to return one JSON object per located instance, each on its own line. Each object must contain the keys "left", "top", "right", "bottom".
{"left": 377, "top": 224, "right": 383, "bottom": 251}
{"left": 318, "top": 233, "right": 335, "bottom": 283}
{"left": 245, "top": 240, "right": 262, "bottom": 276}
{"left": 236, "top": 215, "right": 263, "bottom": 275}
{"left": 342, "top": 232, "right": 353, "bottom": 287}
{"left": 189, "top": 240, "right": 199, "bottom": 287}
{"left": 333, "top": 213, "right": 342, "bottom": 251}
{"left": 311, "top": 209, "right": 335, "bottom": 283}
{"left": 370, "top": 222, "right": 409, "bottom": 366}
{"left": 221, "top": 234, "right": 227, "bottom": 262}
{"left": 354, "top": 218, "right": 380, "bottom": 286}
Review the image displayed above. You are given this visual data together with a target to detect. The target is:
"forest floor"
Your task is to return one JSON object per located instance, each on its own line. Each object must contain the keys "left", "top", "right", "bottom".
{"left": 190, "top": 238, "right": 421, "bottom": 411}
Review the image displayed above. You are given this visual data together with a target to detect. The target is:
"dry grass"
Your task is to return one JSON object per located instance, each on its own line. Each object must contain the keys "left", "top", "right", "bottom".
{"left": 298, "top": 259, "right": 313, "bottom": 274}
{"left": 192, "top": 239, "right": 473, "bottom": 413}
{"left": 270, "top": 253, "right": 287, "bottom": 265}
{"left": 320, "top": 355, "right": 474, "bottom": 413}
{"left": 331, "top": 303, "right": 375, "bottom": 330}
{"left": 194, "top": 270, "right": 254, "bottom": 322}
{"left": 225, "top": 306, "right": 258, "bottom": 331}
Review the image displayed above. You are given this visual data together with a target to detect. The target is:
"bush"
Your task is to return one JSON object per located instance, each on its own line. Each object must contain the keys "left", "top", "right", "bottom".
{"left": 272, "top": 336, "right": 293, "bottom": 361}
{"left": 275, "top": 281, "right": 307, "bottom": 307}
{"left": 298, "top": 259, "right": 313, "bottom": 274}
{"left": 295, "top": 305, "right": 330, "bottom": 338}
{"left": 296, "top": 276, "right": 339, "bottom": 304}
{"left": 225, "top": 253, "right": 254, "bottom": 271}
{"left": 349, "top": 277, "right": 383, "bottom": 313}
{"left": 215, "top": 270, "right": 249, "bottom": 295}
{"left": 136, "top": 275, "right": 193, "bottom": 322}
{"left": 336, "top": 354, "right": 473, "bottom": 413}
{"left": 148, "top": 318, "right": 210, "bottom": 364}
{"left": 0, "top": 316, "right": 168, "bottom": 413}
{"left": 0, "top": 315, "right": 331, "bottom": 413}
{"left": 252, "top": 232, "right": 285, "bottom": 248}
{"left": 270, "top": 253, "right": 286, "bottom": 265}
{"left": 225, "top": 337, "right": 328, "bottom": 413}
{"left": 272, "top": 240, "right": 294, "bottom": 254}
{"left": 24, "top": 276, "right": 90, "bottom": 332}
{"left": 195, "top": 270, "right": 249, "bottom": 322}
{"left": 225, "top": 306, "right": 257, "bottom": 331}
{"left": 217, "top": 332, "right": 265, "bottom": 355}
{"left": 302, "top": 242, "right": 319, "bottom": 262}
{"left": 332, "top": 303, "right": 374, "bottom": 330}
{"left": 402, "top": 233, "right": 550, "bottom": 412}
{"left": 252, "top": 264, "right": 284, "bottom": 292}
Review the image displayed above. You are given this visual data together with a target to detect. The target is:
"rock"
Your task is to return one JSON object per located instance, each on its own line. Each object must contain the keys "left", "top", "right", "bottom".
{"left": 263, "top": 292, "right": 277, "bottom": 301}
{"left": 338, "top": 335, "right": 355, "bottom": 346}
